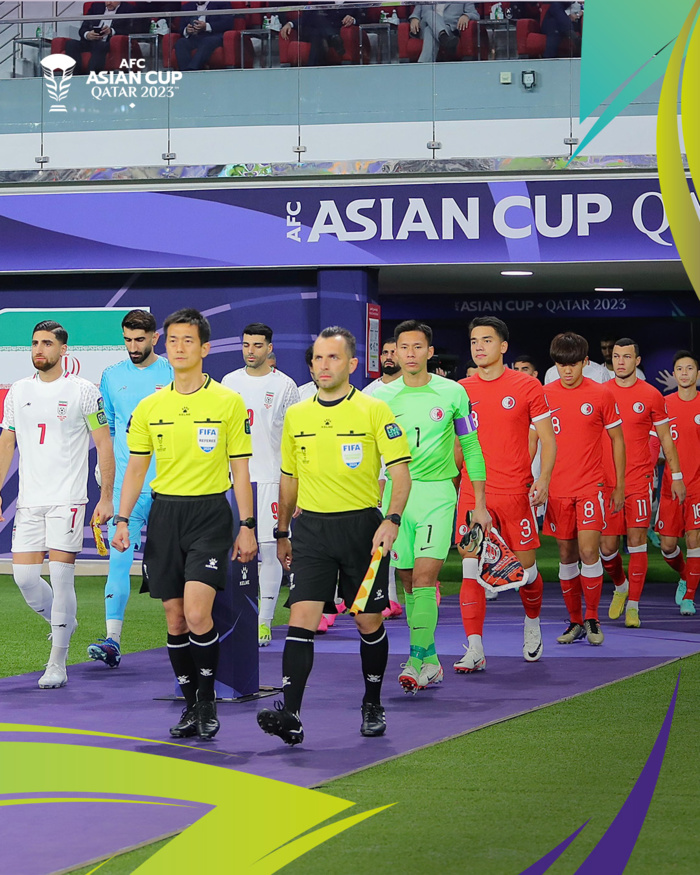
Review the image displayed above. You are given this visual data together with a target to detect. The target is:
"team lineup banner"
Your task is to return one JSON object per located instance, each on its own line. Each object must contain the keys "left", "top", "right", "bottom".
{"left": 0, "top": 176, "right": 693, "bottom": 272}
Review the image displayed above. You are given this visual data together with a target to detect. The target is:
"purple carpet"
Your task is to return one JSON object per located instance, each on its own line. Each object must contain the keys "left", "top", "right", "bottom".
{"left": 1, "top": 583, "right": 698, "bottom": 874}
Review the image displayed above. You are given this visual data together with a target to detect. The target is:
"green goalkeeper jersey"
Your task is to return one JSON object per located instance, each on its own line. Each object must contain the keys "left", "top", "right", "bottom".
{"left": 374, "top": 374, "right": 486, "bottom": 482}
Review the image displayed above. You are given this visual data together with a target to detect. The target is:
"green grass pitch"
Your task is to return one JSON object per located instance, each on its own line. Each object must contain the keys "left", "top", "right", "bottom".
{"left": 2, "top": 538, "right": 697, "bottom": 874}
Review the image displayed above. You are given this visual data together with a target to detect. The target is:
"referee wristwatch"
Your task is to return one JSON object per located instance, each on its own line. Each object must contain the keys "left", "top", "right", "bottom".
{"left": 114, "top": 515, "right": 129, "bottom": 525}
{"left": 385, "top": 513, "right": 401, "bottom": 527}
{"left": 273, "top": 526, "right": 290, "bottom": 540}
{"left": 240, "top": 517, "right": 257, "bottom": 529}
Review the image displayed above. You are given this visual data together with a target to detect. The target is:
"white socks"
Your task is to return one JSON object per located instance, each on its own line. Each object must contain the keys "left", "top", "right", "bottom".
{"left": 106, "top": 619, "right": 123, "bottom": 644}
{"left": 12, "top": 564, "right": 53, "bottom": 622}
{"left": 258, "top": 541, "right": 281, "bottom": 626}
{"left": 49, "top": 561, "right": 77, "bottom": 650}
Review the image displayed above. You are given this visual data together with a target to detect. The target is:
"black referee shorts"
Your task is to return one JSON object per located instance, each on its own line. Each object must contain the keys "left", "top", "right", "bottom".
{"left": 289, "top": 507, "right": 390, "bottom": 612}
{"left": 141, "top": 492, "right": 233, "bottom": 601}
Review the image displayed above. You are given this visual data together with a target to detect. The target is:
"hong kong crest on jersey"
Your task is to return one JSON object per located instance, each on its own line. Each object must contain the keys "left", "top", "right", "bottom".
{"left": 633, "top": 402, "right": 645, "bottom": 414}
{"left": 341, "top": 442, "right": 363, "bottom": 468}
{"left": 57, "top": 400, "right": 68, "bottom": 421}
{"left": 264, "top": 392, "right": 274, "bottom": 409}
{"left": 580, "top": 403, "right": 594, "bottom": 416}
{"left": 430, "top": 407, "right": 445, "bottom": 422}
{"left": 502, "top": 396, "right": 516, "bottom": 409}
{"left": 695, "top": 414, "right": 700, "bottom": 425}
{"left": 198, "top": 427, "right": 219, "bottom": 453}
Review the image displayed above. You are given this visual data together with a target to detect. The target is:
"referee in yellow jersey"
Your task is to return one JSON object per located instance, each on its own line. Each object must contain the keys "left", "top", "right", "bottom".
{"left": 112, "top": 309, "right": 257, "bottom": 741}
{"left": 257, "top": 327, "right": 411, "bottom": 744}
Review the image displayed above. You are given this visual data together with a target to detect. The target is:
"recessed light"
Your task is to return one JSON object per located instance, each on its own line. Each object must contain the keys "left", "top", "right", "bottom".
{"left": 501, "top": 270, "right": 533, "bottom": 277}
{"left": 594, "top": 287, "right": 624, "bottom": 292}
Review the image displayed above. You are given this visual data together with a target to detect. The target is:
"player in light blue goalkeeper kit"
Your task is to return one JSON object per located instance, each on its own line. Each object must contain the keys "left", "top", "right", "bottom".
{"left": 88, "top": 310, "right": 173, "bottom": 668}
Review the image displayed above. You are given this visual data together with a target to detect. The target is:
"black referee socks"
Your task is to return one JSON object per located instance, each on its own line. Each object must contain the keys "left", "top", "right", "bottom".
{"left": 189, "top": 627, "right": 220, "bottom": 702}
{"left": 360, "top": 624, "right": 388, "bottom": 705}
{"left": 282, "top": 626, "right": 315, "bottom": 715}
{"left": 167, "top": 632, "right": 198, "bottom": 707}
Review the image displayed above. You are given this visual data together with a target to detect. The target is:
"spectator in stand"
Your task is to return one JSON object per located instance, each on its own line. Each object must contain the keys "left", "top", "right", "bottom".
{"left": 280, "top": 7, "right": 367, "bottom": 67}
{"left": 409, "top": 3, "right": 479, "bottom": 63}
{"left": 175, "top": 1, "right": 231, "bottom": 72}
{"left": 540, "top": 2, "right": 582, "bottom": 59}
{"left": 64, "top": 2, "right": 135, "bottom": 74}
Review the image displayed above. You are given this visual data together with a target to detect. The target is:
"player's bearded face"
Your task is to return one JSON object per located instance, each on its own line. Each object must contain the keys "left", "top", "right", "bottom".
{"left": 31, "top": 333, "right": 64, "bottom": 372}
{"left": 380, "top": 345, "right": 400, "bottom": 376}
{"left": 674, "top": 359, "right": 699, "bottom": 389}
{"left": 243, "top": 336, "right": 271, "bottom": 370}
{"left": 124, "top": 333, "right": 155, "bottom": 364}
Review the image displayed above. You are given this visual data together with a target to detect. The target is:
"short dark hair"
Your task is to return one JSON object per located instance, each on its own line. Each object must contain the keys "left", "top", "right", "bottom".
{"left": 469, "top": 316, "right": 509, "bottom": 343}
{"left": 381, "top": 338, "right": 397, "bottom": 351}
{"left": 394, "top": 320, "right": 433, "bottom": 344}
{"left": 673, "top": 349, "right": 699, "bottom": 368}
{"left": 600, "top": 332, "right": 617, "bottom": 344}
{"left": 513, "top": 354, "right": 538, "bottom": 369}
{"left": 615, "top": 337, "right": 640, "bottom": 357}
{"left": 550, "top": 332, "right": 589, "bottom": 365}
{"left": 122, "top": 309, "right": 156, "bottom": 333}
{"left": 163, "top": 308, "right": 211, "bottom": 344}
{"left": 317, "top": 326, "right": 356, "bottom": 357}
{"left": 33, "top": 320, "right": 68, "bottom": 345}
{"left": 243, "top": 322, "right": 273, "bottom": 343}
{"left": 304, "top": 344, "right": 314, "bottom": 368}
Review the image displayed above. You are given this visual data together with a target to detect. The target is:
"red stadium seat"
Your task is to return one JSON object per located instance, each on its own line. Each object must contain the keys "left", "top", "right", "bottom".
{"left": 397, "top": 19, "right": 488, "bottom": 63}
{"left": 162, "top": 2, "right": 250, "bottom": 69}
{"left": 51, "top": 2, "right": 142, "bottom": 71}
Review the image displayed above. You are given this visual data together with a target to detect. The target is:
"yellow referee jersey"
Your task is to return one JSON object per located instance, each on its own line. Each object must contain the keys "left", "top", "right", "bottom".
{"left": 281, "top": 386, "right": 411, "bottom": 513}
{"left": 127, "top": 376, "right": 252, "bottom": 496}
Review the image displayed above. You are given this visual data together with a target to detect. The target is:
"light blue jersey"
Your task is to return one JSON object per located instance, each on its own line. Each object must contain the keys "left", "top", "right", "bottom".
{"left": 100, "top": 355, "right": 173, "bottom": 490}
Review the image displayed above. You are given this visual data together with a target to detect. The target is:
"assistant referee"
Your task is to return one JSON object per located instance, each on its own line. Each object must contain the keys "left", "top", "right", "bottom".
{"left": 112, "top": 308, "right": 257, "bottom": 741}
{"left": 257, "top": 326, "right": 411, "bottom": 745}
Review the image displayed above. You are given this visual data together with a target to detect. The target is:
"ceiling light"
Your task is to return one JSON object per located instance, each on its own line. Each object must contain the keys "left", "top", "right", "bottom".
{"left": 501, "top": 270, "right": 533, "bottom": 277}
{"left": 594, "top": 287, "right": 623, "bottom": 292}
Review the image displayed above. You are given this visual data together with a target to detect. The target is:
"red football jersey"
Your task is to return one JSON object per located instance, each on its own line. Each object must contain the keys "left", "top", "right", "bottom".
{"left": 459, "top": 368, "right": 550, "bottom": 496}
{"left": 545, "top": 378, "right": 621, "bottom": 498}
{"left": 661, "top": 391, "right": 700, "bottom": 497}
{"left": 603, "top": 379, "right": 669, "bottom": 493}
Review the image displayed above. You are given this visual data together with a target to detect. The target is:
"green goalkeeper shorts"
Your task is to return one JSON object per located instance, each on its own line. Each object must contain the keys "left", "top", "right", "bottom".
{"left": 383, "top": 478, "right": 457, "bottom": 569}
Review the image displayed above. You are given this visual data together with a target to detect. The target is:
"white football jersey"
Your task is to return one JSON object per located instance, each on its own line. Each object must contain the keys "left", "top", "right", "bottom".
{"left": 1, "top": 373, "right": 105, "bottom": 507}
{"left": 297, "top": 380, "right": 317, "bottom": 401}
{"left": 221, "top": 368, "right": 299, "bottom": 482}
{"left": 363, "top": 377, "right": 400, "bottom": 396}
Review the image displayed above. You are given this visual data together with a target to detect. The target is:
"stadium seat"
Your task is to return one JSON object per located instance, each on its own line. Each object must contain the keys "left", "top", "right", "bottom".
{"left": 397, "top": 19, "right": 489, "bottom": 63}
{"left": 515, "top": 11, "right": 581, "bottom": 59}
{"left": 51, "top": 2, "right": 142, "bottom": 71}
{"left": 163, "top": 1, "right": 251, "bottom": 70}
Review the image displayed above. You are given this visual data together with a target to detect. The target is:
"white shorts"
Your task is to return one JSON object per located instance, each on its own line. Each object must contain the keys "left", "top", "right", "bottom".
{"left": 255, "top": 481, "right": 280, "bottom": 544}
{"left": 12, "top": 504, "right": 86, "bottom": 554}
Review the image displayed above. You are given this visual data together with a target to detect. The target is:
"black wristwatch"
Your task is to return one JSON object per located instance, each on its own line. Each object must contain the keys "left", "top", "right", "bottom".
{"left": 273, "top": 527, "right": 290, "bottom": 540}
{"left": 114, "top": 515, "right": 129, "bottom": 525}
{"left": 385, "top": 513, "right": 401, "bottom": 526}
{"left": 240, "top": 517, "right": 256, "bottom": 529}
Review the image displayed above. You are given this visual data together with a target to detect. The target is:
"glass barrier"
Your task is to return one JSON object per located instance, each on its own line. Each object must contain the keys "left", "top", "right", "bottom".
{"left": 0, "top": 2, "right": 591, "bottom": 177}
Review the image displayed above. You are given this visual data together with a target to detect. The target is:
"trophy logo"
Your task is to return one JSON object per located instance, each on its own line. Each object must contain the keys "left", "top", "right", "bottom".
{"left": 40, "top": 54, "right": 76, "bottom": 112}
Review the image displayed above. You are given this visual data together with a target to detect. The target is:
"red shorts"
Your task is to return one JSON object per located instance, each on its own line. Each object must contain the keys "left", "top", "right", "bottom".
{"left": 602, "top": 486, "right": 653, "bottom": 536}
{"left": 544, "top": 492, "right": 605, "bottom": 540}
{"left": 655, "top": 493, "right": 700, "bottom": 538}
{"left": 456, "top": 491, "right": 540, "bottom": 552}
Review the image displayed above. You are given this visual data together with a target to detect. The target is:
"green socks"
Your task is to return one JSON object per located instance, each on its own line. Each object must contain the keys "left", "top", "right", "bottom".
{"left": 408, "top": 587, "right": 439, "bottom": 670}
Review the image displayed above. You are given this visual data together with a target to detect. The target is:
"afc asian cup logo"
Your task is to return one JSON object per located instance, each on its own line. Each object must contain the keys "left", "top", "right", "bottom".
{"left": 40, "top": 54, "right": 76, "bottom": 113}
{"left": 633, "top": 402, "right": 646, "bottom": 414}
{"left": 502, "top": 396, "right": 516, "bottom": 410}
{"left": 430, "top": 407, "right": 445, "bottom": 422}
{"left": 580, "top": 403, "right": 594, "bottom": 416}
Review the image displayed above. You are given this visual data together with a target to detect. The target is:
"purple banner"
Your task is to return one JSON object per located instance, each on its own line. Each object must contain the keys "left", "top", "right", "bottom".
{"left": 0, "top": 176, "right": 689, "bottom": 272}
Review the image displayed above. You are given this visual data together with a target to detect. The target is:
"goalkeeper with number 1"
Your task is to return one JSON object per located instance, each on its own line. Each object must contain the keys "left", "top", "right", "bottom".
{"left": 375, "top": 320, "right": 490, "bottom": 693}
